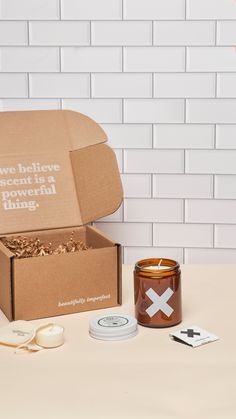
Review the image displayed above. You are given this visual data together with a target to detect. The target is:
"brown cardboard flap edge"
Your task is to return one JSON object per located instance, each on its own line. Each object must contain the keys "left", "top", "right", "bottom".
{"left": 0, "top": 242, "right": 14, "bottom": 320}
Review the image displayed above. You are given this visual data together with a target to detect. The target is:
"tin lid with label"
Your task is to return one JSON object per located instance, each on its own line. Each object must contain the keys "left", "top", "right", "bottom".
{"left": 89, "top": 314, "right": 138, "bottom": 341}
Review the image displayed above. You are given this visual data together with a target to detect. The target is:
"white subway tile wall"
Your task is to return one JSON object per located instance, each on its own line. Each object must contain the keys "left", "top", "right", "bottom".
{"left": 0, "top": 22, "right": 28, "bottom": 45}
{"left": 216, "top": 125, "right": 236, "bottom": 149}
{"left": 154, "top": 21, "right": 215, "bottom": 46}
{"left": 92, "top": 73, "right": 152, "bottom": 98}
{"left": 154, "top": 124, "right": 215, "bottom": 149}
{"left": 0, "top": 0, "right": 236, "bottom": 264}
{"left": 0, "top": 47, "right": 60, "bottom": 72}
{"left": 153, "top": 175, "right": 213, "bottom": 198}
{"left": 153, "top": 223, "right": 213, "bottom": 247}
{"left": 124, "top": 0, "right": 185, "bottom": 20}
{"left": 0, "top": 74, "right": 28, "bottom": 97}
{"left": 0, "top": 98, "right": 61, "bottom": 111}
{"left": 215, "top": 176, "right": 236, "bottom": 199}
{"left": 186, "top": 0, "right": 236, "bottom": 20}
{"left": 124, "top": 199, "right": 183, "bottom": 222}
{"left": 29, "top": 21, "right": 90, "bottom": 46}
{"left": 154, "top": 73, "right": 215, "bottom": 98}
{"left": 91, "top": 21, "right": 152, "bottom": 46}
{"left": 0, "top": 0, "right": 60, "bottom": 20}
{"left": 187, "top": 47, "right": 236, "bottom": 72}
{"left": 30, "top": 73, "right": 90, "bottom": 97}
{"left": 62, "top": 98, "right": 122, "bottom": 122}
{"left": 217, "top": 21, "right": 236, "bottom": 46}
{"left": 217, "top": 74, "right": 236, "bottom": 97}
{"left": 61, "top": 47, "right": 122, "bottom": 72}
{"left": 124, "top": 47, "right": 185, "bottom": 72}
{"left": 215, "top": 224, "right": 236, "bottom": 248}
{"left": 61, "top": 0, "right": 122, "bottom": 20}
{"left": 124, "top": 99, "right": 185, "bottom": 123}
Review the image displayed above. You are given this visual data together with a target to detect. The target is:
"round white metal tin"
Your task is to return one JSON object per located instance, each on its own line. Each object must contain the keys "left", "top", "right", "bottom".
{"left": 89, "top": 314, "right": 138, "bottom": 341}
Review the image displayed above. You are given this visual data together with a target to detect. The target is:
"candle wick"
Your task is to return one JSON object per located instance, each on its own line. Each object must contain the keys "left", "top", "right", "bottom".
{"left": 158, "top": 259, "right": 163, "bottom": 268}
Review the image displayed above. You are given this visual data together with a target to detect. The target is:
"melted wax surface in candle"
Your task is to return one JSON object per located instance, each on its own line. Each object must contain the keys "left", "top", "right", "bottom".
{"left": 143, "top": 265, "right": 171, "bottom": 270}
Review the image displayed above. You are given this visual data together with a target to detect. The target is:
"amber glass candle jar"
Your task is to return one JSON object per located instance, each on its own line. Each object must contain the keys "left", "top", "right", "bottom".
{"left": 134, "top": 258, "right": 182, "bottom": 328}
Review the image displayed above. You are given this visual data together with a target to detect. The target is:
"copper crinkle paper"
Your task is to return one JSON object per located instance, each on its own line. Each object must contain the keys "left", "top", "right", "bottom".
{"left": 1, "top": 232, "right": 91, "bottom": 259}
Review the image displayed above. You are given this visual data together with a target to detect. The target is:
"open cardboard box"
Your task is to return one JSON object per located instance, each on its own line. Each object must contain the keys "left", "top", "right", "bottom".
{"left": 0, "top": 110, "right": 123, "bottom": 321}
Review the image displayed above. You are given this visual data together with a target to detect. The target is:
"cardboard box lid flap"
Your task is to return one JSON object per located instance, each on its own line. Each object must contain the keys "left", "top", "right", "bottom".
{"left": 0, "top": 110, "right": 123, "bottom": 234}
{"left": 64, "top": 110, "right": 107, "bottom": 150}
{"left": 0, "top": 110, "right": 107, "bottom": 154}
{"left": 71, "top": 144, "right": 123, "bottom": 224}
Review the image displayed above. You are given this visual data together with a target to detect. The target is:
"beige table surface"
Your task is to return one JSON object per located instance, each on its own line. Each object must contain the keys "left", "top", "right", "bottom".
{"left": 0, "top": 265, "right": 235, "bottom": 419}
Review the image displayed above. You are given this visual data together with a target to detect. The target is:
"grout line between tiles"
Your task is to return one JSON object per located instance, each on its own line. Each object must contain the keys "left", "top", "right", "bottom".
{"left": 215, "top": 20, "right": 218, "bottom": 45}
{"left": 2, "top": 45, "right": 236, "bottom": 48}
{"left": 59, "top": 0, "right": 61, "bottom": 20}
{"left": 2, "top": 19, "right": 236, "bottom": 22}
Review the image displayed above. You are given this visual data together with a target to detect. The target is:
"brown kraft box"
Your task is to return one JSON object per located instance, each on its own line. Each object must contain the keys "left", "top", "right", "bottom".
{"left": 0, "top": 110, "right": 123, "bottom": 321}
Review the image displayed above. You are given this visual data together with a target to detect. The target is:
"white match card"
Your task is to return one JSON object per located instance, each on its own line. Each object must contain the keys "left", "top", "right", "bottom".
{"left": 170, "top": 325, "right": 219, "bottom": 347}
